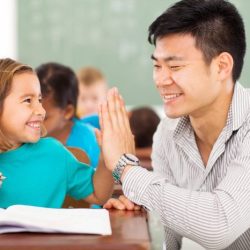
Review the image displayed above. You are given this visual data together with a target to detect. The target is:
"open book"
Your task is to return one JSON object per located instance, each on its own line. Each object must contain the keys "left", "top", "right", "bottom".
{"left": 0, "top": 205, "right": 111, "bottom": 235}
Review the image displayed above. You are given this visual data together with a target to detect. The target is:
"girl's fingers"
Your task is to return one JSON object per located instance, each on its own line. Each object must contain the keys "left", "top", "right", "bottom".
{"left": 98, "top": 104, "right": 103, "bottom": 131}
{"left": 94, "top": 128, "right": 102, "bottom": 147}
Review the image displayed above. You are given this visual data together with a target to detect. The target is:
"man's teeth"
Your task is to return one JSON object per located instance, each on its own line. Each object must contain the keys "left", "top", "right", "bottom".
{"left": 27, "top": 122, "right": 40, "bottom": 128}
{"left": 164, "top": 94, "right": 181, "bottom": 101}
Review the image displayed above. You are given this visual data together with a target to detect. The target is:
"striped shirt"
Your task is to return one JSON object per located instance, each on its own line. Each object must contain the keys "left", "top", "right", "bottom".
{"left": 123, "top": 83, "right": 250, "bottom": 250}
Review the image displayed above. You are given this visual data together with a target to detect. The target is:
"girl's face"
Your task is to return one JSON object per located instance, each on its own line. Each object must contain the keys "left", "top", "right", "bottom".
{"left": 0, "top": 72, "right": 46, "bottom": 149}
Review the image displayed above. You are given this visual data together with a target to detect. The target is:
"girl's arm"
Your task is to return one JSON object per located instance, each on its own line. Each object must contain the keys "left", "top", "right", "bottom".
{"left": 84, "top": 155, "right": 114, "bottom": 205}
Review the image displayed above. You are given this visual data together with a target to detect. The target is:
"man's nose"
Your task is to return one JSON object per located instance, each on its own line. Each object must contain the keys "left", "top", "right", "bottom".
{"left": 155, "top": 68, "right": 174, "bottom": 87}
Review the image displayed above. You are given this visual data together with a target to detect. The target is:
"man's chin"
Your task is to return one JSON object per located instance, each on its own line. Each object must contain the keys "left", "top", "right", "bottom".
{"left": 164, "top": 109, "right": 182, "bottom": 119}
{"left": 164, "top": 105, "right": 186, "bottom": 119}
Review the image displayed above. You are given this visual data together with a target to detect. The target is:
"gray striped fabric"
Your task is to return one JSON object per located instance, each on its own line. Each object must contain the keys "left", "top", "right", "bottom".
{"left": 123, "top": 83, "right": 250, "bottom": 250}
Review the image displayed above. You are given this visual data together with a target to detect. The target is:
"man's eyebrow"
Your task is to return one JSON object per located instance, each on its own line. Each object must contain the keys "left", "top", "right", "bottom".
{"left": 151, "top": 54, "right": 184, "bottom": 62}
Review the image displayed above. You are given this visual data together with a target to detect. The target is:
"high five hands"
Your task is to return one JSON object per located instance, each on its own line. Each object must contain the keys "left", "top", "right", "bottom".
{"left": 96, "top": 87, "right": 136, "bottom": 172}
{"left": 95, "top": 87, "right": 141, "bottom": 210}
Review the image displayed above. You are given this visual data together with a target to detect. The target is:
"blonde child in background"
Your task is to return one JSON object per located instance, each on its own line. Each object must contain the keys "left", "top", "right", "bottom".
{"left": 76, "top": 67, "right": 108, "bottom": 129}
{"left": 0, "top": 58, "right": 113, "bottom": 208}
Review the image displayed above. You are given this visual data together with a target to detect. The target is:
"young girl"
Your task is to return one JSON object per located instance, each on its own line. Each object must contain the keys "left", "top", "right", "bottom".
{"left": 0, "top": 58, "right": 114, "bottom": 208}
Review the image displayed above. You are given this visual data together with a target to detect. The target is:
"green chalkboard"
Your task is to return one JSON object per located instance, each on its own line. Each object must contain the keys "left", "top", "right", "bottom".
{"left": 18, "top": 0, "right": 250, "bottom": 105}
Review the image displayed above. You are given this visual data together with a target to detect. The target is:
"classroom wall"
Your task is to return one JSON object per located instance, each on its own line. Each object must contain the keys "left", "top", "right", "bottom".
{"left": 0, "top": 0, "right": 16, "bottom": 58}
{"left": 17, "top": 0, "right": 250, "bottom": 105}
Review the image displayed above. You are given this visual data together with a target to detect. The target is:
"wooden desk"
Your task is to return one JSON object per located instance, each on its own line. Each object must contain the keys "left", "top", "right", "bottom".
{"left": 0, "top": 209, "right": 151, "bottom": 250}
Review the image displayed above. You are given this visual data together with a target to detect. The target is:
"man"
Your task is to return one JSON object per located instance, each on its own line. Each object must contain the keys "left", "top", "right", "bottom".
{"left": 99, "top": 0, "right": 250, "bottom": 249}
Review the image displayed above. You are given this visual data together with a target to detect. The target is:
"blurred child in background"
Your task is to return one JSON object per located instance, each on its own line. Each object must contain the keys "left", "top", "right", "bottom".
{"left": 129, "top": 107, "right": 160, "bottom": 169}
{"left": 76, "top": 67, "right": 108, "bottom": 129}
{"left": 0, "top": 58, "right": 113, "bottom": 208}
{"left": 36, "top": 62, "right": 100, "bottom": 169}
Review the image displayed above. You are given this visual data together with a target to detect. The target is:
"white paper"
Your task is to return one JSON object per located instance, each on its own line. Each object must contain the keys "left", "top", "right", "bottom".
{"left": 0, "top": 205, "right": 111, "bottom": 235}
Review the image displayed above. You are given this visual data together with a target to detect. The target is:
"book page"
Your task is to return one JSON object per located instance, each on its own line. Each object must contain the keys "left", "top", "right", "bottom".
{"left": 0, "top": 205, "right": 111, "bottom": 235}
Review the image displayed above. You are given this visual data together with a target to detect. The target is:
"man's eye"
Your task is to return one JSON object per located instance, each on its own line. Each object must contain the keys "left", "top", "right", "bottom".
{"left": 170, "top": 65, "right": 182, "bottom": 71}
{"left": 153, "top": 64, "right": 161, "bottom": 69}
{"left": 23, "top": 98, "right": 31, "bottom": 103}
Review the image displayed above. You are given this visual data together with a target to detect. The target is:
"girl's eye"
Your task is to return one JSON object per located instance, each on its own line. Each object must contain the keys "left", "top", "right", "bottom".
{"left": 39, "top": 98, "right": 42, "bottom": 103}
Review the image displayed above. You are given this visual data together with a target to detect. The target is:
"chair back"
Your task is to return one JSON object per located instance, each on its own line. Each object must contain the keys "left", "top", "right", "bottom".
{"left": 67, "top": 146, "right": 90, "bottom": 164}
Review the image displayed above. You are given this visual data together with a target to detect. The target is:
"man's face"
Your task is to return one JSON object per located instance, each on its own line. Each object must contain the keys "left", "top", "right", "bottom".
{"left": 152, "top": 34, "right": 221, "bottom": 119}
{"left": 77, "top": 81, "right": 107, "bottom": 117}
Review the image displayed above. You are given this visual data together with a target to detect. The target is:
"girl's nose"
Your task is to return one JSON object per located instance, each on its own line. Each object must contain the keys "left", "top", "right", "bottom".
{"left": 34, "top": 103, "right": 46, "bottom": 119}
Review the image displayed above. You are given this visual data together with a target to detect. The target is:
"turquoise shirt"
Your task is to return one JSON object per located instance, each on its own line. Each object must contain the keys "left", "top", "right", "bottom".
{"left": 80, "top": 114, "right": 100, "bottom": 130}
{"left": 0, "top": 138, "right": 94, "bottom": 208}
{"left": 67, "top": 118, "right": 100, "bottom": 169}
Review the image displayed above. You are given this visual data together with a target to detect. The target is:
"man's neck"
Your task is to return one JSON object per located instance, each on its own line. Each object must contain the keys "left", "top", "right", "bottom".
{"left": 190, "top": 81, "right": 234, "bottom": 165}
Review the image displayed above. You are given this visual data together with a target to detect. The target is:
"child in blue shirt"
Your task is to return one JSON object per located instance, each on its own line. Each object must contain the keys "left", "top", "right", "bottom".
{"left": 36, "top": 63, "right": 100, "bottom": 168}
{"left": 0, "top": 58, "right": 113, "bottom": 208}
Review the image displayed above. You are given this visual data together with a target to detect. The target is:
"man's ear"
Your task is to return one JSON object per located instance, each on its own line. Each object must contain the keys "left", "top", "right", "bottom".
{"left": 217, "top": 52, "right": 234, "bottom": 81}
{"left": 64, "top": 104, "right": 75, "bottom": 120}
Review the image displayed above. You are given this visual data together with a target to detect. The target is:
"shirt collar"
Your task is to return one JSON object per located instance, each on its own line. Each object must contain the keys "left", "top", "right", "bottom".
{"left": 230, "top": 82, "right": 250, "bottom": 131}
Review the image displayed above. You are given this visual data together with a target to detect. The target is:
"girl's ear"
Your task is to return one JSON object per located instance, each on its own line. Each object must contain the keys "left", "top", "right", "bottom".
{"left": 64, "top": 104, "right": 75, "bottom": 120}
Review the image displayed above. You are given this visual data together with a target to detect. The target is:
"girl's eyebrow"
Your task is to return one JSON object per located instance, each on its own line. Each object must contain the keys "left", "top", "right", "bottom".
{"left": 19, "top": 93, "right": 42, "bottom": 99}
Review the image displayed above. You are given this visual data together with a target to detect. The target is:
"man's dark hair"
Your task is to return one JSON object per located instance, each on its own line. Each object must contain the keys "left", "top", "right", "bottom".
{"left": 130, "top": 107, "right": 160, "bottom": 148}
{"left": 36, "top": 62, "right": 78, "bottom": 113}
{"left": 148, "top": 0, "right": 246, "bottom": 82}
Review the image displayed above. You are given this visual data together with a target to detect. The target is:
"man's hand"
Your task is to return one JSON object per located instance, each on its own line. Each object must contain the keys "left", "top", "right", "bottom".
{"left": 97, "top": 87, "right": 135, "bottom": 171}
{"left": 103, "top": 195, "right": 141, "bottom": 210}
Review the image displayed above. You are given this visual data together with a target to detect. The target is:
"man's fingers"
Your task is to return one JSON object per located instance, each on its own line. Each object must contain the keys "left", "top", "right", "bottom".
{"left": 107, "top": 88, "right": 119, "bottom": 129}
{"left": 114, "top": 89, "right": 126, "bottom": 130}
{"left": 119, "top": 94, "right": 131, "bottom": 131}
{"left": 100, "top": 100, "right": 112, "bottom": 130}
{"left": 119, "top": 195, "right": 140, "bottom": 210}
{"left": 103, "top": 198, "right": 126, "bottom": 210}
{"left": 133, "top": 205, "right": 142, "bottom": 210}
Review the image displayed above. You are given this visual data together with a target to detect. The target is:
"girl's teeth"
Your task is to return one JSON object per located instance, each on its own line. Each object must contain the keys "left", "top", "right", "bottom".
{"left": 28, "top": 122, "right": 40, "bottom": 128}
